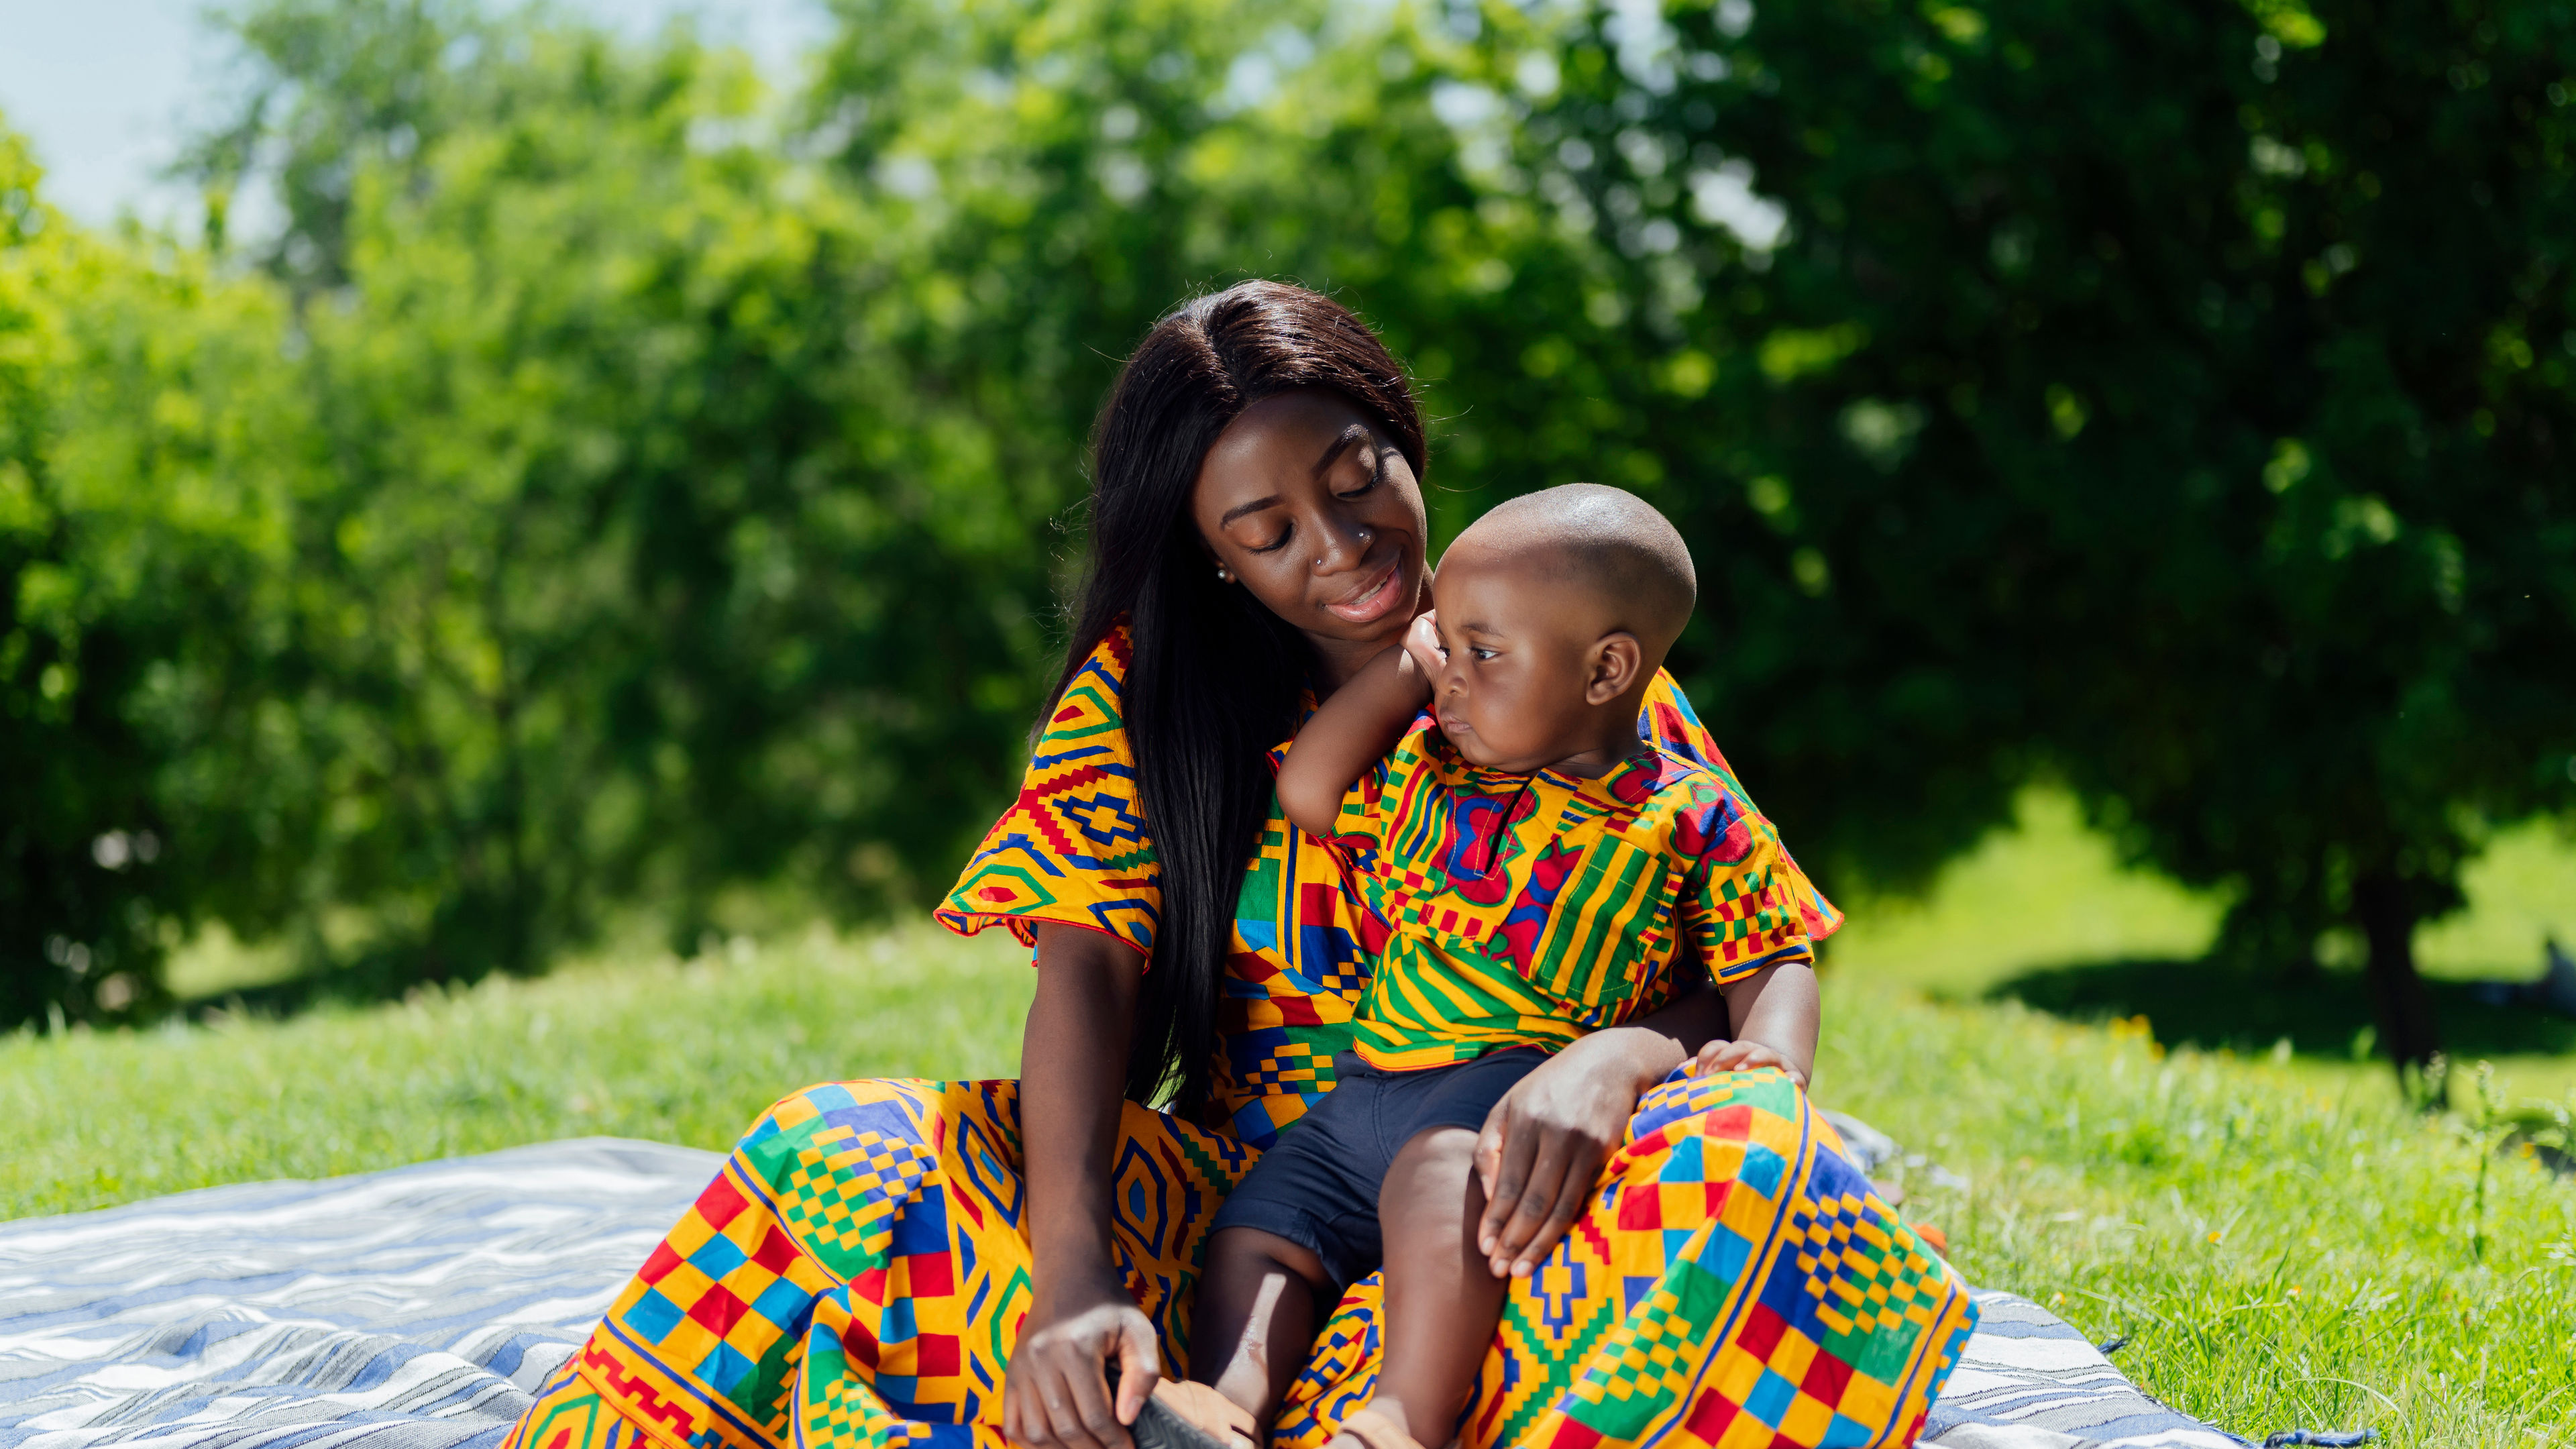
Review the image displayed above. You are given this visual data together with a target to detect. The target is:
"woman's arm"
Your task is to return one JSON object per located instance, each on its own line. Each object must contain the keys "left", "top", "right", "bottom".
{"left": 1275, "top": 618, "right": 1436, "bottom": 838}
{"left": 1470, "top": 973, "right": 1733, "bottom": 1278}
{"left": 1004, "top": 923, "right": 1157, "bottom": 1449}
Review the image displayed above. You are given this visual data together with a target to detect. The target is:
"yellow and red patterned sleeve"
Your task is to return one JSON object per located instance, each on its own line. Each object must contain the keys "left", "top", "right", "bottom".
{"left": 934, "top": 627, "right": 1160, "bottom": 958}
{"left": 1638, "top": 669, "right": 1845, "bottom": 941}
{"left": 1673, "top": 798, "right": 1816, "bottom": 986}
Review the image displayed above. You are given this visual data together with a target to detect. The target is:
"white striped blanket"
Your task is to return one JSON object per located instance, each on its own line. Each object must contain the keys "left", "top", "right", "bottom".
{"left": 0, "top": 1138, "right": 2241, "bottom": 1449}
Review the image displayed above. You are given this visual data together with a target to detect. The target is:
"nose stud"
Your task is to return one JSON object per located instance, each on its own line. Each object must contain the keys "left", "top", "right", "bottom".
{"left": 1316, "top": 524, "right": 1374, "bottom": 568}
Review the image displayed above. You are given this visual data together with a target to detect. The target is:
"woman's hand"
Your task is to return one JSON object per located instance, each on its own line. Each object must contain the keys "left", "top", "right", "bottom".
{"left": 1002, "top": 1273, "right": 1160, "bottom": 1449}
{"left": 1472, "top": 1028, "right": 1672, "bottom": 1279}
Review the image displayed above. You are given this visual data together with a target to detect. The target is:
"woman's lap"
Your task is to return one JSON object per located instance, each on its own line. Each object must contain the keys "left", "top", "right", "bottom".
{"left": 506, "top": 1071, "right": 1972, "bottom": 1449}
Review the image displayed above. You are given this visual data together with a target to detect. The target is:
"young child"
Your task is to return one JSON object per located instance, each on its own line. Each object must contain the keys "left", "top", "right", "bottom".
{"left": 1144, "top": 484, "right": 1820, "bottom": 1449}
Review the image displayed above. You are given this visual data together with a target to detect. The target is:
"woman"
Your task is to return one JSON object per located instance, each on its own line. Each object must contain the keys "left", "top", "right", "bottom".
{"left": 507, "top": 282, "right": 1974, "bottom": 1449}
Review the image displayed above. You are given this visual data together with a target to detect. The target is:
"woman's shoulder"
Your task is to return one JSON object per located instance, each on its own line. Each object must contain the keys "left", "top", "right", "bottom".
{"left": 1078, "top": 619, "right": 1136, "bottom": 689}
{"left": 1040, "top": 621, "right": 1137, "bottom": 742}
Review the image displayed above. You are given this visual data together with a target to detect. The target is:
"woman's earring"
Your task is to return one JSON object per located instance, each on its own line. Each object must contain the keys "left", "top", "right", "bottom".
{"left": 1216, "top": 566, "right": 1232, "bottom": 582}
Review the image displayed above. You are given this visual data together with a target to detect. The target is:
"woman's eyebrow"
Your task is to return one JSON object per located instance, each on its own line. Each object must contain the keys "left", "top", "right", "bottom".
{"left": 1310, "top": 425, "right": 1370, "bottom": 478}
{"left": 1219, "top": 494, "right": 1285, "bottom": 526}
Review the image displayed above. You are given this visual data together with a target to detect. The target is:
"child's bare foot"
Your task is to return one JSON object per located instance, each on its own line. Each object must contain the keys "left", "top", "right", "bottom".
{"left": 1328, "top": 1404, "right": 1434, "bottom": 1449}
{"left": 1129, "top": 1381, "right": 1258, "bottom": 1449}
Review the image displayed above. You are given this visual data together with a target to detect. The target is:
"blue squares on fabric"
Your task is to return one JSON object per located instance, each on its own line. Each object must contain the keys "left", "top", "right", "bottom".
{"left": 1739, "top": 1141, "right": 1787, "bottom": 1198}
{"left": 1703, "top": 1223, "right": 1754, "bottom": 1282}
{"left": 881, "top": 1296, "right": 918, "bottom": 1343}
{"left": 822, "top": 1097, "right": 922, "bottom": 1145}
{"left": 622, "top": 1288, "right": 686, "bottom": 1344}
{"left": 1745, "top": 1366, "right": 1798, "bottom": 1426}
{"left": 751, "top": 1278, "right": 811, "bottom": 1330}
{"left": 693, "top": 1340, "right": 755, "bottom": 1396}
{"left": 688, "top": 1235, "right": 749, "bottom": 1281}
{"left": 889, "top": 1185, "right": 949, "bottom": 1257}
{"left": 1821, "top": 1411, "right": 1877, "bottom": 1447}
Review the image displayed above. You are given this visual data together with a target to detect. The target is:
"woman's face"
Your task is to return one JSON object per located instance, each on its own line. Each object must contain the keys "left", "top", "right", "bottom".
{"left": 1191, "top": 389, "right": 1432, "bottom": 661}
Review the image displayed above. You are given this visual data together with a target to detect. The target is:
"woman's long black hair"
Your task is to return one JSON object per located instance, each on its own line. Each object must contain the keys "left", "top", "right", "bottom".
{"left": 1050, "top": 281, "right": 1426, "bottom": 1117}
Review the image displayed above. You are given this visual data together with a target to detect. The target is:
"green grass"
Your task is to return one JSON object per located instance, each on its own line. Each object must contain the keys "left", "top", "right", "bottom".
{"left": 1821, "top": 788, "right": 2576, "bottom": 995}
{"left": 8, "top": 799, "right": 2576, "bottom": 1444}
{"left": 0, "top": 921, "right": 1034, "bottom": 1220}
{"left": 1825, "top": 1000, "right": 2575, "bottom": 1447}
{"left": 1813, "top": 788, "right": 2576, "bottom": 1442}
{"left": 1824, "top": 789, "right": 2576, "bottom": 1101}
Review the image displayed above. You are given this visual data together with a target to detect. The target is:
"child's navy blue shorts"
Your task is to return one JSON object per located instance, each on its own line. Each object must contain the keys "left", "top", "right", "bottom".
{"left": 1208, "top": 1046, "right": 1548, "bottom": 1293}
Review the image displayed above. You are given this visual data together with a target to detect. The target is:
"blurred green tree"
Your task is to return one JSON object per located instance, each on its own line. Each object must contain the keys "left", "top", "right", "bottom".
{"left": 1518, "top": 0, "right": 2576, "bottom": 1071}
{"left": 13, "top": 0, "right": 2567, "bottom": 1057}
{"left": 1, "top": 119, "right": 307, "bottom": 1026}
{"left": 185, "top": 5, "right": 904, "bottom": 983}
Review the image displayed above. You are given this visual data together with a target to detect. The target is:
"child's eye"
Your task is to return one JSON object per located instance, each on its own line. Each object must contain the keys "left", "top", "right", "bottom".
{"left": 1471, "top": 647, "right": 1498, "bottom": 661}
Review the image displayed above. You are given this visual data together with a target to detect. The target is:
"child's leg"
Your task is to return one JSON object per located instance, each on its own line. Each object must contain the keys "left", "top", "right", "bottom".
{"left": 1190, "top": 1226, "right": 1338, "bottom": 1426}
{"left": 1346, "top": 1125, "right": 1496, "bottom": 1449}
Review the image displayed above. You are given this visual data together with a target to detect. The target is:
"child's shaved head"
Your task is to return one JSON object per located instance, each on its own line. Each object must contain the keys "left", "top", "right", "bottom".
{"left": 1447, "top": 484, "right": 1697, "bottom": 661}
{"left": 1418, "top": 485, "right": 1696, "bottom": 771}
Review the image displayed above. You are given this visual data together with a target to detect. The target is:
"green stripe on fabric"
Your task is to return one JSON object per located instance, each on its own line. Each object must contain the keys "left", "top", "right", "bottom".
{"left": 1485, "top": 1296, "right": 1623, "bottom": 1448}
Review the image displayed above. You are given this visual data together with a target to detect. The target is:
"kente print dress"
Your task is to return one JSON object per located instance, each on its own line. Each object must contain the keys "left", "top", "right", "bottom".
{"left": 505, "top": 625, "right": 1978, "bottom": 1449}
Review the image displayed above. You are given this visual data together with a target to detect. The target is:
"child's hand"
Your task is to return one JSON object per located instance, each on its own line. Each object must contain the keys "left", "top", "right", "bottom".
{"left": 1688, "top": 1038, "right": 1808, "bottom": 1089}
{"left": 1400, "top": 610, "right": 1444, "bottom": 694}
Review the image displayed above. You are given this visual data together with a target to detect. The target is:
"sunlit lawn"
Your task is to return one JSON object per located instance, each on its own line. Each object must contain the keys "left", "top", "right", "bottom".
{"left": 1825, "top": 789, "right": 2576, "bottom": 1101}
{"left": 1821, "top": 791, "right": 2576, "bottom": 1444}
{"left": 1, "top": 922, "right": 1035, "bottom": 1220}
{"left": 7, "top": 797, "right": 2575, "bottom": 1445}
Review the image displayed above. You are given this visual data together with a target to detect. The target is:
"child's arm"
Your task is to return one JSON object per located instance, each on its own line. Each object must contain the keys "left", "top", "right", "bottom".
{"left": 1276, "top": 613, "right": 1440, "bottom": 839}
{"left": 1693, "top": 960, "right": 1820, "bottom": 1088}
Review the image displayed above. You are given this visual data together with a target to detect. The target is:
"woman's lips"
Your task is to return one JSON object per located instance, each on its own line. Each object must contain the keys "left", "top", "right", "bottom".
{"left": 1324, "top": 564, "right": 1405, "bottom": 624}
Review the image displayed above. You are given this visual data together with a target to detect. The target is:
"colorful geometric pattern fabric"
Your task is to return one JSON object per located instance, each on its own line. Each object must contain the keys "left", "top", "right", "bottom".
{"left": 502, "top": 624, "right": 1968, "bottom": 1449}
{"left": 508, "top": 1081, "right": 1250, "bottom": 1449}
{"left": 930, "top": 625, "right": 1841, "bottom": 1149}
{"left": 1331, "top": 722, "right": 1814, "bottom": 1071}
{"left": 502, "top": 1070, "right": 1974, "bottom": 1449}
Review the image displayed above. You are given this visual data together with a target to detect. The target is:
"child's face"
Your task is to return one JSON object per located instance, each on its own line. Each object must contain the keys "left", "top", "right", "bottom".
{"left": 1421, "top": 547, "right": 1639, "bottom": 773}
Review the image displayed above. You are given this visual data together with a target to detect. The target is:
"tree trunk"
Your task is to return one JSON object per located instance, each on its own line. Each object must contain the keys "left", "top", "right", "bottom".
{"left": 2353, "top": 869, "right": 2441, "bottom": 1079}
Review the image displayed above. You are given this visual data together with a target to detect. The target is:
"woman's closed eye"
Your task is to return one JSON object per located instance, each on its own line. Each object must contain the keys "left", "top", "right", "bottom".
{"left": 1334, "top": 448, "right": 1387, "bottom": 500}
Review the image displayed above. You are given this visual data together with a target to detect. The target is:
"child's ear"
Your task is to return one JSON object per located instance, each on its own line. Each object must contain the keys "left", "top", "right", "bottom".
{"left": 1585, "top": 633, "right": 1643, "bottom": 705}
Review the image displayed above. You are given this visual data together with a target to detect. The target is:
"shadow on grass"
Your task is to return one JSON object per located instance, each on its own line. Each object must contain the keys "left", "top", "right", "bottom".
{"left": 1985, "top": 957, "right": 2576, "bottom": 1062}
{"left": 184, "top": 955, "right": 523, "bottom": 1021}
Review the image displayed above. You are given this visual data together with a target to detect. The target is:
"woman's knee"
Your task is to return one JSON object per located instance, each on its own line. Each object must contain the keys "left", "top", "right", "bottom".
{"left": 751, "top": 1076, "right": 934, "bottom": 1134}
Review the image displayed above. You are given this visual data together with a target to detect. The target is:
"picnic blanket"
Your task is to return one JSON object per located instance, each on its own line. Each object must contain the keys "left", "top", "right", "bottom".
{"left": 0, "top": 1138, "right": 2241, "bottom": 1449}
